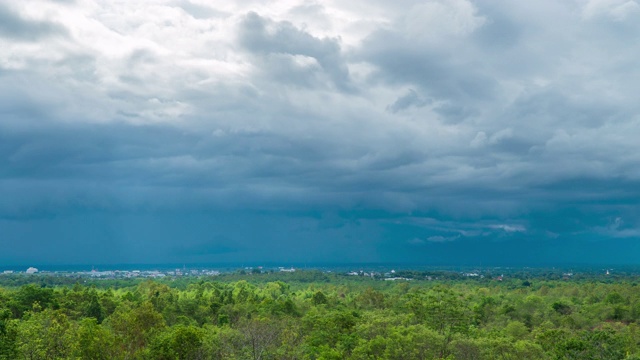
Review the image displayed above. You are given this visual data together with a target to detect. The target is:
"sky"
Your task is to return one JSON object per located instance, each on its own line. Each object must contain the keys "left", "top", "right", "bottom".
{"left": 1, "top": 0, "right": 640, "bottom": 267}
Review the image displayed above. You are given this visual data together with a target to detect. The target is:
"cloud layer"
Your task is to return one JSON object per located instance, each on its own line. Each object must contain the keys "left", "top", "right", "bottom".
{"left": 1, "top": 0, "right": 640, "bottom": 265}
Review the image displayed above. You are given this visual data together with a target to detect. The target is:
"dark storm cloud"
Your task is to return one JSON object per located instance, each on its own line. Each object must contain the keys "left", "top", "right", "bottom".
{"left": 2, "top": 0, "right": 640, "bottom": 266}
{"left": 173, "top": 239, "right": 240, "bottom": 257}
{"left": 0, "top": 120, "right": 419, "bottom": 216}
{"left": 0, "top": 4, "right": 68, "bottom": 41}
{"left": 2, "top": 109, "right": 637, "bottom": 263}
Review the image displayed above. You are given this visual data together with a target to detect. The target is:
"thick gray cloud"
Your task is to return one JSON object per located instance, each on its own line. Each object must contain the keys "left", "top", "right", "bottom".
{"left": 238, "top": 11, "right": 352, "bottom": 90}
{"left": 1, "top": 0, "right": 640, "bottom": 266}
{"left": 0, "top": 4, "right": 68, "bottom": 41}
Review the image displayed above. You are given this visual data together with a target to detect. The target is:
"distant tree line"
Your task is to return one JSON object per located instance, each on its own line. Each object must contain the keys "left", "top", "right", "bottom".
{"left": 2, "top": 271, "right": 640, "bottom": 359}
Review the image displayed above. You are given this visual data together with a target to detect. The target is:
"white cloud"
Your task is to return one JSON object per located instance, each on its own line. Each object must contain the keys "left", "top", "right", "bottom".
{"left": 404, "top": 0, "right": 485, "bottom": 43}
{"left": 583, "top": 0, "right": 640, "bottom": 20}
{"left": 426, "top": 235, "right": 461, "bottom": 243}
{"left": 489, "top": 224, "right": 526, "bottom": 233}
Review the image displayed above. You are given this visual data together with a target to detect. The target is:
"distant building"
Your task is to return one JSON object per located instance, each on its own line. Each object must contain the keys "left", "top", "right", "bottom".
{"left": 26, "top": 267, "right": 38, "bottom": 274}
{"left": 384, "top": 277, "right": 412, "bottom": 281}
{"left": 279, "top": 267, "right": 295, "bottom": 273}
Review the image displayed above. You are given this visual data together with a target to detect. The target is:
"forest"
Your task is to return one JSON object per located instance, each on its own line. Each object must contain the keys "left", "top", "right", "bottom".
{"left": 2, "top": 269, "right": 640, "bottom": 359}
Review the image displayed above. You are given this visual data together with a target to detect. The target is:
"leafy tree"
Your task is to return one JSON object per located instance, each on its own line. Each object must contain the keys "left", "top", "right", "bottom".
{"left": 356, "top": 287, "right": 385, "bottom": 309}
{"left": 106, "top": 301, "right": 165, "bottom": 358}
{"left": 86, "top": 289, "right": 105, "bottom": 323}
{"left": 9, "top": 285, "right": 55, "bottom": 317}
{"left": 4, "top": 270, "right": 640, "bottom": 359}
{"left": 74, "top": 318, "right": 118, "bottom": 360}
{"left": 0, "top": 309, "right": 18, "bottom": 360}
{"left": 16, "top": 307, "right": 73, "bottom": 360}
{"left": 201, "top": 325, "right": 245, "bottom": 359}
{"left": 312, "top": 291, "right": 328, "bottom": 306}
{"left": 149, "top": 325, "right": 204, "bottom": 360}
{"left": 239, "top": 317, "right": 282, "bottom": 360}
{"left": 505, "top": 320, "right": 529, "bottom": 340}
{"left": 552, "top": 301, "right": 572, "bottom": 315}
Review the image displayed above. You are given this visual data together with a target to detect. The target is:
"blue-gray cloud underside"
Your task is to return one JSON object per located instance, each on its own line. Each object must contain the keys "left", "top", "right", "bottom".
{"left": 0, "top": 4, "right": 68, "bottom": 41}
{"left": 1, "top": 119, "right": 639, "bottom": 266}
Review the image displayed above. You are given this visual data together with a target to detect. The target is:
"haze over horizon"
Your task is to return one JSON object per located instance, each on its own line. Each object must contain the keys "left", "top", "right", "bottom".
{"left": 2, "top": 0, "right": 640, "bottom": 266}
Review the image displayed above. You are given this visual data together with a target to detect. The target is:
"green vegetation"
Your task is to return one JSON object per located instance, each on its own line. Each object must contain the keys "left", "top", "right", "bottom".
{"left": 2, "top": 270, "right": 640, "bottom": 359}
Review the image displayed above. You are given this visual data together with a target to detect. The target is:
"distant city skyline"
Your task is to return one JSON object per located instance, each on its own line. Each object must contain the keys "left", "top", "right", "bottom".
{"left": 2, "top": 1, "right": 640, "bottom": 266}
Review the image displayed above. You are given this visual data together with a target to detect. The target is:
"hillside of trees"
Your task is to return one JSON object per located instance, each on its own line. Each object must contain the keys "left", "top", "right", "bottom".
{"left": 2, "top": 270, "right": 640, "bottom": 359}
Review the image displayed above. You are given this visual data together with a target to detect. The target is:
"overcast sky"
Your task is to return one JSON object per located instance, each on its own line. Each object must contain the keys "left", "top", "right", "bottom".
{"left": 2, "top": 0, "right": 640, "bottom": 267}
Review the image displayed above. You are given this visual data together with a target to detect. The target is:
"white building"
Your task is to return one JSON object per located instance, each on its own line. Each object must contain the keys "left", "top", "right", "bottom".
{"left": 26, "top": 267, "right": 38, "bottom": 274}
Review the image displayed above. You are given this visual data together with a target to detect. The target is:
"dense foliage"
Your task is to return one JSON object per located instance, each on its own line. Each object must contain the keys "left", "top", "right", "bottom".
{"left": 2, "top": 271, "right": 640, "bottom": 359}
